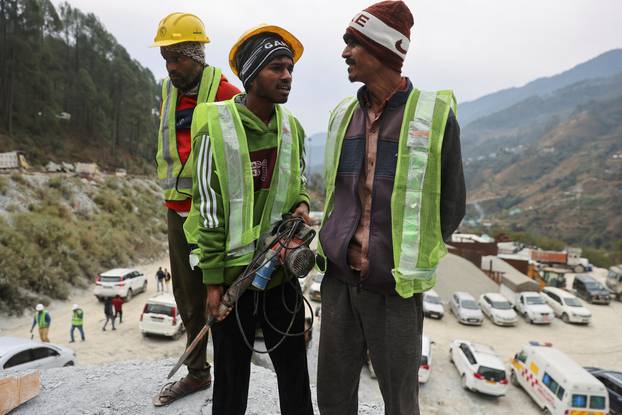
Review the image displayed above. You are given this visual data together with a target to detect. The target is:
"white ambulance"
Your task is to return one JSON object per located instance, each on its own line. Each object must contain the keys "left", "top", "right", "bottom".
{"left": 510, "top": 342, "right": 609, "bottom": 415}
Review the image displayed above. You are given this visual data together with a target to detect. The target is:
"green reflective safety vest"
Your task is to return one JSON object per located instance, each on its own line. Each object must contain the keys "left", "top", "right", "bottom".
{"left": 318, "top": 89, "right": 457, "bottom": 298}
{"left": 72, "top": 309, "right": 83, "bottom": 326}
{"left": 184, "top": 98, "right": 302, "bottom": 267}
{"left": 36, "top": 311, "right": 49, "bottom": 328}
{"left": 156, "top": 66, "right": 222, "bottom": 200}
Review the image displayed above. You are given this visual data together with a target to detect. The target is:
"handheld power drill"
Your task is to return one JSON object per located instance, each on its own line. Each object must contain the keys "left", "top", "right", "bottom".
{"left": 167, "top": 216, "right": 316, "bottom": 379}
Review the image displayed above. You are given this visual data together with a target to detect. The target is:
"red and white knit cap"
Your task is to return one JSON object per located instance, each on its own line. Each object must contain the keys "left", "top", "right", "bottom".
{"left": 345, "top": 0, "right": 414, "bottom": 72}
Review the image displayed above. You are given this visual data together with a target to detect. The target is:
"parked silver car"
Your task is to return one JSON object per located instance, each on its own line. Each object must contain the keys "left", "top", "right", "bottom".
{"left": 0, "top": 337, "right": 75, "bottom": 372}
{"left": 449, "top": 292, "right": 484, "bottom": 325}
{"left": 423, "top": 289, "right": 444, "bottom": 319}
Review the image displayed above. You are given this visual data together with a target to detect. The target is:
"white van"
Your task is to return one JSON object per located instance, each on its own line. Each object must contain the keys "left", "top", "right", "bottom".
{"left": 139, "top": 294, "right": 184, "bottom": 339}
{"left": 510, "top": 342, "right": 609, "bottom": 415}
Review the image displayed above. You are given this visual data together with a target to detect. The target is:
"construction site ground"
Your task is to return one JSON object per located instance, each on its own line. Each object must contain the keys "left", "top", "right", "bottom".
{"left": 1, "top": 255, "right": 621, "bottom": 414}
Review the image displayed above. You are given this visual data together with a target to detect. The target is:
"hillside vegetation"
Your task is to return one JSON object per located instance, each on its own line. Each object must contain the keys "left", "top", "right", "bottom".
{"left": 463, "top": 83, "right": 622, "bottom": 262}
{"left": 0, "top": 173, "right": 167, "bottom": 314}
{"left": 0, "top": 0, "right": 159, "bottom": 172}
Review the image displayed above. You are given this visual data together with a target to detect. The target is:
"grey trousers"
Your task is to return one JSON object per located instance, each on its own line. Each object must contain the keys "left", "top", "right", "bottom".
{"left": 317, "top": 275, "right": 423, "bottom": 415}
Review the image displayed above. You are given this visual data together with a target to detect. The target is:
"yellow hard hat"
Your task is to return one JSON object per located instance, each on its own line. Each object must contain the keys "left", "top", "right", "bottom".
{"left": 152, "top": 12, "right": 210, "bottom": 47}
{"left": 229, "top": 24, "right": 303, "bottom": 76}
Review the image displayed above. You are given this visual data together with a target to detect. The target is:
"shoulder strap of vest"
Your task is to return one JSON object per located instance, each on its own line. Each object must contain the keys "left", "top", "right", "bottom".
{"left": 435, "top": 89, "right": 457, "bottom": 117}
{"left": 324, "top": 97, "right": 358, "bottom": 180}
{"left": 197, "top": 67, "right": 222, "bottom": 104}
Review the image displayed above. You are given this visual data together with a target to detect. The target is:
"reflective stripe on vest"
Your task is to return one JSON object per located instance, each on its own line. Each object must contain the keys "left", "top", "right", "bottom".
{"left": 72, "top": 310, "right": 83, "bottom": 326}
{"left": 392, "top": 90, "right": 438, "bottom": 281}
{"left": 156, "top": 66, "right": 222, "bottom": 200}
{"left": 204, "top": 100, "right": 301, "bottom": 258}
{"left": 316, "top": 97, "right": 358, "bottom": 264}
{"left": 37, "top": 311, "right": 49, "bottom": 328}
{"left": 318, "top": 89, "right": 456, "bottom": 298}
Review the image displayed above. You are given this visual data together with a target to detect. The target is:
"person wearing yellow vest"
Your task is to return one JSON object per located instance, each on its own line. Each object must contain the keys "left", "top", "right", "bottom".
{"left": 316, "top": 2, "right": 465, "bottom": 414}
{"left": 182, "top": 24, "right": 313, "bottom": 414}
{"left": 30, "top": 303, "right": 51, "bottom": 342}
{"left": 151, "top": 13, "right": 240, "bottom": 407}
{"left": 69, "top": 303, "right": 85, "bottom": 343}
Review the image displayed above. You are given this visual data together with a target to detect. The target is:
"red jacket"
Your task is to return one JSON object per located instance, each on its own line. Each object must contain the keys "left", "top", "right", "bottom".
{"left": 111, "top": 296, "right": 124, "bottom": 312}
{"left": 165, "top": 74, "right": 240, "bottom": 212}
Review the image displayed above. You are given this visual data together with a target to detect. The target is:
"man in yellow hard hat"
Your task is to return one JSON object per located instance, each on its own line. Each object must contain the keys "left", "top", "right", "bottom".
{"left": 183, "top": 24, "right": 313, "bottom": 414}
{"left": 151, "top": 12, "right": 240, "bottom": 407}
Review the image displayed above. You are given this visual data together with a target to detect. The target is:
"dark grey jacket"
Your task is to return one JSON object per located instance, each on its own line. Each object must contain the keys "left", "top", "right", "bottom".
{"left": 319, "top": 81, "right": 466, "bottom": 294}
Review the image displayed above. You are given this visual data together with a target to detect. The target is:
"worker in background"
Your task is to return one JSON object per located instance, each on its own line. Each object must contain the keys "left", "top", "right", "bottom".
{"left": 30, "top": 303, "right": 51, "bottom": 342}
{"left": 111, "top": 294, "right": 124, "bottom": 323}
{"left": 69, "top": 304, "right": 85, "bottom": 342}
{"left": 316, "top": 2, "right": 466, "bottom": 414}
{"left": 156, "top": 266, "right": 165, "bottom": 292}
{"left": 164, "top": 268, "right": 172, "bottom": 292}
{"left": 183, "top": 24, "right": 313, "bottom": 414}
{"left": 151, "top": 12, "right": 240, "bottom": 407}
{"left": 102, "top": 297, "right": 116, "bottom": 331}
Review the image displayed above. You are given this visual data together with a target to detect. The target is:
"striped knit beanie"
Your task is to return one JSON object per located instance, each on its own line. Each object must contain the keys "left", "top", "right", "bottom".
{"left": 345, "top": 0, "right": 413, "bottom": 73}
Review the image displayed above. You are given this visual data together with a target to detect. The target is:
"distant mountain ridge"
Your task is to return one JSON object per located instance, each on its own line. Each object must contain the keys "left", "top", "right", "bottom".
{"left": 459, "top": 49, "right": 622, "bottom": 126}
{"left": 461, "top": 71, "right": 622, "bottom": 158}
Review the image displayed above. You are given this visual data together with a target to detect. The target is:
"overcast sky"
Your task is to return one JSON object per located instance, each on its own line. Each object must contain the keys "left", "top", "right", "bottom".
{"left": 54, "top": 0, "right": 622, "bottom": 135}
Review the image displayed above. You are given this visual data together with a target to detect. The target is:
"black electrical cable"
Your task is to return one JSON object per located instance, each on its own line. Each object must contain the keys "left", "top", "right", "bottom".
{"left": 231, "top": 217, "right": 315, "bottom": 354}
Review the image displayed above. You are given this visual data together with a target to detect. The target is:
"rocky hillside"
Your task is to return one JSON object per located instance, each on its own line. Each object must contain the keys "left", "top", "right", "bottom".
{"left": 464, "top": 91, "right": 622, "bottom": 248}
{"left": 0, "top": 172, "right": 167, "bottom": 314}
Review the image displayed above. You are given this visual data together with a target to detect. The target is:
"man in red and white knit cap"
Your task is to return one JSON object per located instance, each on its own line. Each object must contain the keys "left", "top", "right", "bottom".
{"left": 317, "top": 1, "right": 465, "bottom": 414}
{"left": 151, "top": 13, "right": 240, "bottom": 407}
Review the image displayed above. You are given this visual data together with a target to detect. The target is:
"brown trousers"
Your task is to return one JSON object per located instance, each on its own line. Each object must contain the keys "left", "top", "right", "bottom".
{"left": 38, "top": 327, "right": 50, "bottom": 342}
{"left": 167, "top": 209, "right": 211, "bottom": 378}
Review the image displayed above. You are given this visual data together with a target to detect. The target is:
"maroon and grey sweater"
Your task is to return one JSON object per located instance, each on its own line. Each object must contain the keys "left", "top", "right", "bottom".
{"left": 318, "top": 80, "right": 466, "bottom": 295}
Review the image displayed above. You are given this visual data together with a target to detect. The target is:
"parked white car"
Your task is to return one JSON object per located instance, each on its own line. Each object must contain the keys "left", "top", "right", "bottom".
{"left": 94, "top": 268, "right": 147, "bottom": 301}
{"left": 419, "top": 335, "right": 433, "bottom": 384}
{"left": 0, "top": 337, "right": 75, "bottom": 372}
{"left": 139, "top": 294, "right": 184, "bottom": 339}
{"left": 479, "top": 293, "right": 518, "bottom": 326}
{"left": 309, "top": 273, "right": 323, "bottom": 302}
{"left": 514, "top": 291, "right": 554, "bottom": 324}
{"left": 542, "top": 287, "right": 592, "bottom": 324}
{"left": 423, "top": 290, "right": 444, "bottom": 319}
{"left": 449, "top": 339, "right": 508, "bottom": 397}
{"left": 449, "top": 292, "right": 484, "bottom": 325}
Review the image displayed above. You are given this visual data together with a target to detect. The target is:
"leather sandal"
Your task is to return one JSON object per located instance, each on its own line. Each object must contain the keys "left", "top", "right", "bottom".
{"left": 152, "top": 374, "right": 212, "bottom": 407}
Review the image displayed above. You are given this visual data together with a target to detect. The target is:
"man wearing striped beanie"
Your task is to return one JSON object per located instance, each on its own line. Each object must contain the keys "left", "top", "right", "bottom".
{"left": 317, "top": 1, "right": 466, "bottom": 414}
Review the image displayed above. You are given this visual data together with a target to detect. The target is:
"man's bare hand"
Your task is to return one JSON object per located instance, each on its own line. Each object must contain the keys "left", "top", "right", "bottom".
{"left": 207, "top": 284, "right": 231, "bottom": 321}
{"left": 291, "top": 202, "right": 312, "bottom": 225}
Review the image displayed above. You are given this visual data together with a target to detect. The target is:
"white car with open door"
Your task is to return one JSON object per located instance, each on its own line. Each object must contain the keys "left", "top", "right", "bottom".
{"left": 449, "top": 339, "right": 508, "bottom": 397}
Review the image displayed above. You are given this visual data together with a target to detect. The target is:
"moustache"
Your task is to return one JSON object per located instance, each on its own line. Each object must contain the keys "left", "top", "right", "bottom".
{"left": 345, "top": 58, "right": 356, "bottom": 66}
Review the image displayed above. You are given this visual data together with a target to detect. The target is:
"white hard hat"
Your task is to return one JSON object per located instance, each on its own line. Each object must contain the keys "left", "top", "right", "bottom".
{"left": 72, "top": 304, "right": 79, "bottom": 310}
{"left": 35, "top": 304, "right": 44, "bottom": 311}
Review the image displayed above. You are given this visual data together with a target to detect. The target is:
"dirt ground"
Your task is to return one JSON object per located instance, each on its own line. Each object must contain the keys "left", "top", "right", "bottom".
{"left": 0, "top": 258, "right": 192, "bottom": 365}
{"left": 2, "top": 258, "right": 621, "bottom": 414}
